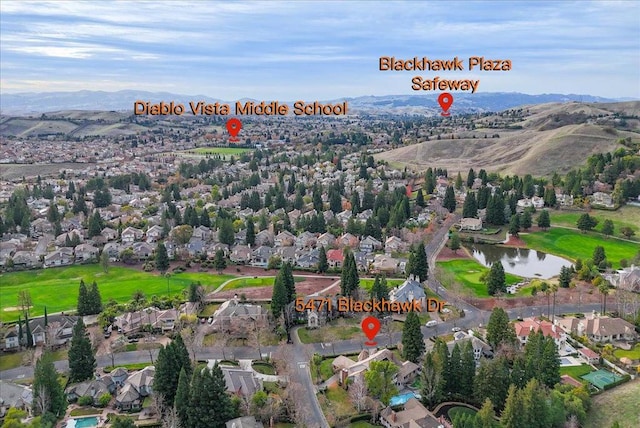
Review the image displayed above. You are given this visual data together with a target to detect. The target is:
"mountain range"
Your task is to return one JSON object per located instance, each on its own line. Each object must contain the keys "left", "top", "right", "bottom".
{"left": 0, "top": 90, "right": 634, "bottom": 115}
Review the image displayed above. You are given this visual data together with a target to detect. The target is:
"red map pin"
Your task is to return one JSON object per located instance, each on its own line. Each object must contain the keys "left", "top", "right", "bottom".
{"left": 438, "top": 92, "right": 453, "bottom": 117}
{"left": 226, "top": 118, "right": 242, "bottom": 142}
{"left": 361, "top": 316, "right": 381, "bottom": 346}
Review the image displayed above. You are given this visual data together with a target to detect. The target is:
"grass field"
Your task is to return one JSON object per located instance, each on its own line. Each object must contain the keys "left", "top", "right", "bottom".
{"left": 221, "top": 276, "right": 304, "bottom": 291}
{"left": 359, "top": 278, "right": 405, "bottom": 292}
{"left": 0, "top": 265, "right": 235, "bottom": 322}
{"left": 548, "top": 206, "right": 640, "bottom": 239}
{"left": 584, "top": 379, "right": 640, "bottom": 428}
{"left": 318, "top": 385, "right": 357, "bottom": 423}
{"left": 520, "top": 228, "right": 638, "bottom": 268}
{"left": 298, "top": 318, "right": 362, "bottom": 344}
{"left": 436, "top": 259, "right": 524, "bottom": 298}
{"left": 614, "top": 344, "right": 640, "bottom": 360}
{"left": 559, "top": 364, "right": 593, "bottom": 380}
{"left": 187, "top": 147, "right": 252, "bottom": 156}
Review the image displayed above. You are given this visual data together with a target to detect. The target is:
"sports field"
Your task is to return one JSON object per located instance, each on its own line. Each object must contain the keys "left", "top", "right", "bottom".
{"left": 520, "top": 228, "right": 638, "bottom": 268}
{"left": 0, "top": 265, "right": 234, "bottom": 322}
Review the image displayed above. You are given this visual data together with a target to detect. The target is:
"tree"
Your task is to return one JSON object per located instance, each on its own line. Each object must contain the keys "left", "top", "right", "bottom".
{"left": 174, "top": 367, "right": 190, "bottom": 427}
{"left": 317, "top": 246, "right": 328, "bottom": 273}
{"left": 455, "top": 172, "right": 463, "bottom": 190}
{"left": 475, "top": 398, "right": 499, "bottom": 428}
{"left": 370, "top": 275, "right": 389, "bottom": 302}
{"left": 508, "top": 213, "right": 521, "bottom": 236}
{"left": 473, "top": 357, "right": 511, "bottom": 412}
{"left": 592, "top": 246, "right": 607, "bottom": 266}
{"left": 415, "top": 188, "right": 425, "bottom": 207}
{"left": 486, "top": 262, "right": 506, "bottom": 296}
{"left": 521, "top": 210, "right": 532, "bottom": 230}
{"left": 577, "top": 213, "right": 598, "bottom": 232}
{"left": 599, "top": 281, "right": 611, "bottom": 314}
{"left": 245, "top": 217, "right": 255, "bottom": 246}
{"left": 186, "top": 364, "right": 235, "bottom": 428}
{"left": 87, "top": 281, "right": 102, "bottom": 315}
{"left": 77, "top": 280, "right": 88, "bottom": 316}
{"left": 443, "top": 186, "right": 456, "bottom": 213}
{"left": 620, "top": 226, "right": 636, "bottom": 239}
{"left": 172, "top": 224, "right": 194, "bottom": 245}
{"left": 213, "top": 249, "right": 226, "bottom": 273}
{"left": 559, "top": 266, "right": 572, "bottom": 288}
{"left": 537, "top": 209, "right": 551, "bottom": 230}
{"left": 420, "top": 351, "right": 442, "bottom": 408}
{"left": 462, "top": 192, "right": 477, "bottom": 218}
{"left": 87, "top": 210, "right": 104, "bottom": 238}
{"left": 407, "top": 243, "right": 428, "bottom": 282}
{"left": 44, "top": 306, "right": 48, "bottom": 327}
{"left": 459, "top": 340, "right": 476, "bottom": 400}
{"left": 24, "top": 314, "right": 33, "bottom": 348}
{"left": 364, "top": 360, "right": 399, "bottom": 406}
{"left": 340, "top": 249, "right": 359, "bottom": 297}
{"left": 17, "top": 289, "right": 32, "bottom": 316}
{"left": 111, "top": 417, "right": 136, "bottom": 428}
{"left": 100, "top": 250, "right": 110, "bottom": 274}
{"left": 32, "top": 352, "right": 66, "bottom": 418}
{"left": 449, "top": 233, "right": 461, "bottom": 253}
{"left": 154, "top": 337, "right": 192, "bottom": 409}
{"left": 156, "top": 242, "right": 170, "bottom": 273}
{"left": 602, "top": 219, "right": 614, "bottom": 237}
{"left": 68, "top": 318, "right": 96, "bottom": 382}
{"left": 485, "top": 307, "right": 516, "bottom": 350}
{"left": 401, "top": 311, "right": 425, "bottom": 363}
{"left": 271, "top": 266, "right": 289, "bottom": 321}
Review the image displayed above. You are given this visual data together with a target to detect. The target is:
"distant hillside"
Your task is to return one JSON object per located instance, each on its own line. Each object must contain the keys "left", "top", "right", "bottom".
{"left": 0, "top": 90, "right": 628, "bottom": 115}
{"left": 376, "top": 101, "right": 640, "bottom": 176}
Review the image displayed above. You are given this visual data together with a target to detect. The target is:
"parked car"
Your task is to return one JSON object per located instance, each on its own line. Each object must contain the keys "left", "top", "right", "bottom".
{"left": 452, "top": 327, "right": 461, "bottom": 332}
{"left": 426, "top": 320, "right": 438, "bottom": 327}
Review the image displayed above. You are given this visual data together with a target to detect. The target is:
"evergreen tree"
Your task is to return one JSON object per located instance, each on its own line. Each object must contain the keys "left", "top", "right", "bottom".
{"left": 317, "top": 246, "right": 328, "bottom": 273}
{"left": 186, "top": 364, "right": 235, "bottom": 428}
{"left": 486, "top": 262, "right": 506, "bottom": 296}
{"left": 32, "top": 352, "right": 66, "bottom": 418}
{"left": 155, "top": 242, "right": 169, "bottom": 273}
{"left": 592, "top": 246, "right": 606, "bottom": 266}
{"left": 455, "top": 172, "right": 463, "bottom": 190}
{"left": 420, "top": 351, "right": 443, "bottom": 408}
{"left": 501, "top": 384, "right": 526, "bottom": 428}
{"left": 200, "top": 210, "right": 211, "bottom": 228}
{"left": 370, "top": 275, "right": 389, "bottom": 302}
{"left": 218, "top": 218, "right": 235, "bottom": 246}
{"left": 577, "top": 213, "right": 598, "bottom": 232}
{"left": 543, "top": 187, "right": 557, "bottom": 207}
{"left": 174, "top": 367, "right": 190, "bottom": 426}
{"left": 509, "top": 213, "right": 521, "bottom": 236}
{"left": 559, "top": 265, "right": 572, "bottom": 288}
{"left": 473, "top": 357, "right": 511, "bottom": 412}
{"left": 458, "top": 340, "right": 476, "bottom": 399}
{"left": 111, "top": 417, "right": 136, "bottom": 428}
{"left": 87, "top": 210, "right": 104, "bottom": 238}
{"left": 68, "top": 318, "right": 96, "bottom": 382}
{"left": 475, "top": 398, "right": 499, "bottom": 428}
{"left": 245, "top": 217, "right": 255, "bottom": 246}
{"left": 154, "top": 337, "right": 192, "bottom": 409}
{"left": 466, "top": 168, "right": 476, "bottom": 188}
{"left": 44, "top": 306, "right": 48, "bottom": 327}
{"left": 340, "top": 249, "right": 359, "bottom": 297}
{"left": 25, "top": 314, "right": 33, "bottom": 348}
{"left": 77, "top": 280, "right": 88, "bottom": 316}
{"left": 521, "top": 210, "right": 532, "bottom": 230}
{"left": 88, "top": 281, "right": 102, "bottom": 315}
{"left": 601, "top": 219, "right": 614, "bottom": 237}
{"left": 407, "top": 243, "right": 428, "bottom": 282}
{"left": 537, "top": 209, "right": 551, "bottom": 230}
{"left": 271, "top": 267, "right": 288, "bottom": 320}
{"left": 449, "top": 233, "right": 461, "bottom": 253}
{"left": 443, "top": 186, "right": 456, "bottom": 213}
{"left": 282, "top": 262, "right": 296, "bottom": 303}
{"left": 447, "top": 343, "right": 462, "bottom": 397}
{"left": 485, "top": 307, "right": 516, "bottom": 350}
{"left": 401, "top": 311, "right": 425, "bottom": 363}
{"left": 462, "top": 192, "right": 477, "bottom": 218}
{"left": 214, "top": 249, "right": 226, "bottom": 273}
{"left": 415, "top": 188, "right": 425, "bottom": 207}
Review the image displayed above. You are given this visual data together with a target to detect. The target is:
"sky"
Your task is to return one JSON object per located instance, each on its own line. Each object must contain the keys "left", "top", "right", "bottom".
{"left": 1, "top": 0, "right": 639, "bottom": 99}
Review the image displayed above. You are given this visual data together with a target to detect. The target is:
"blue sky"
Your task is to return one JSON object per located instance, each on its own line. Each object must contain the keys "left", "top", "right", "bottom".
{"left": 1, "top": 0, "right": 639, "bottom": 99}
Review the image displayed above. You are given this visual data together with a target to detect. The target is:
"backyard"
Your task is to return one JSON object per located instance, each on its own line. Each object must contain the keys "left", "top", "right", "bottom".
{"left": 297, "top": 318, "right": 362, "bottom": 344}
{"left": 0, "top": 265, "right": 235, "bottom": 322}
{"left": 559, "top": 364, "right": 594, "bottom": 380}
{"left": 614, "top": 344, "right": 640, "bottom": 360}
{"left": 520, "top": 228, "right": 638, "bottom": 268}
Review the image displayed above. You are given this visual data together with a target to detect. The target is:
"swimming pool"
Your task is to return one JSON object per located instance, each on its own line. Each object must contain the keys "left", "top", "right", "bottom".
{"left": 560, "top": 357, "right": 573, "bottom": 366}
{"left": 66, "top": 416, "right": 99, "bottom": 428}
{"left": 389, "top": 392, "right": 417, "bottom": 406}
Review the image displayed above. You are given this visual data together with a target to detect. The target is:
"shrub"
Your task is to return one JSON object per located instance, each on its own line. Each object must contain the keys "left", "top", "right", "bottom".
{"left": 98, "top": 393, "right": 112, "bottom": 407}
{"left": 78, "top": 395, "right": 94, "bottom": 406}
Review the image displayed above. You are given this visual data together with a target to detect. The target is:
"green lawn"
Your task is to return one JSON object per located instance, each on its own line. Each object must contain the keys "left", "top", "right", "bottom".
{"left": 614, "top": 344, "right": 640, "bottom": 360}
{"left": 559, "top": 364, "right": 594, "bottom": 380}
{"left": 349, "top": 422, "right": 382, "bottom": 428}
{"left": 359, "top": 278, "right": 404, "bottom": 292}
{"left": 547, "top": 206, "right": 640, "bottom": 239}
{"left": 520, "top": 228, "right": 638, "bottom": 268}
{"left": 448, "top": 406, "right": 477, "bottom": 421}
{"left": 252, "top": 362, "right": 276, "bottom": 375}
{"left": 0, "top": 352, "right": 24, "bottom": 371}
{"left": 436, "top": 259, "right": 524, "bottom": 298}
{"left": 188, "top": 147, "right": 252, "bottom": 156}
{"left": 298, "top": 319, "right": 362, "bottom": 344}
{"left": 0, "top": 265, "right": 235, "bottom": 322}
{"left": 319, "top": 385, "right": 357, "bottom": 422}
{"left": 222, "top": 276, "right": 304, "bottom": 291}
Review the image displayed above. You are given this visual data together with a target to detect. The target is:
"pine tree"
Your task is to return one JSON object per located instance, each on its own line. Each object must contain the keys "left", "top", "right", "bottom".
{"left": 214, "top": 249, "right": 227, "bottom": 273}
{"left": 559, "top": 266, "right": 572, "bottom": 288}
{"left": 32, "top": 352, "right": 66, "bottom": 417}
{"left": 154, "top": 337, "right": 192, "bottom": 409}
{"left": 458, "top": 340, "right": 475, "bottom": 399}
{"left": 455, "top": 172, "right": 463, "bottom": 190}
{"left": 245, "top": 217, "right": 255, "bottom": 246}
{"left": 401, "top": 311, "right": 425, "bottom": 363}
{"left": 509, "top": 213, "right": 521, "bottom": 236}
{"left": 340, "top": 249, "right": 359, "bottom": 297}
{"left": 475, "top": 398, "right": 499, "bottom": 428}
{"left": 68, "top": 318, "right": 96, "bottom": 382}
{"left": 44, "top": 306, "right": 48, "bottom": 327}
{"left": 485, "top": 307, "right": 516, "bottom": 350}
{"left": 186, "top": 364, "right": 235, "bottom": 428}
{"left": 175, "top": 367, "right": 190, "bottom": 426}
{"left": 486, "top": 261, "right": 506, "bottom": 296}
{"left": 473, "top": 357, "right": 511, "bottom": 412}
{"left": 199, "top": 210, "right": 211, "bottom": 228}
{"left": 521, "top": 210, "right": 532, "bottom": 230}
{"left": 77, "top": 279, "right": 88, "bottom": 315}
{"left": 271, "top": 268, "right": 288, "bottom": 320}
{"left": 467, "top": 168, "right": 476, "bottom": 188}
{"left": 537, "top": 209, "right": 551, "bottom": 230}
{"left": 447, "top": 343, "right": 462, "bottom": 397}
{"left": 282, "top": 262, "right": 296, "bottom": 303}
{"left": 449, "top": 233, "right": 461, "bottom": 253}
{"left": 218, "top": 218, "right": 235, "bottom": 246}
{"left": 462, "top": 192, "right": 477, "bottom": 218}
{"left": 577, "top": 213, "right": 598, "bottom": 232}
{"left": 415, "top": 188, "right": 425, "bottom": 207}
{"left": 25, "top": 314, "right": 33, "bottom": 348}
{"left": 318, "top": 246, "right": 328, "bottom": 273}
{"left": 420, "top": 351, "right": 442, "bottom": 408}
{"left": 407, "top": 243, "right": 428, "bottom": 282}
{"left": 592, "top": 246, "right": 606, "bottom": 266}
{"left": 443, "top": 186, "right": 456, "bottom": 212}
{"left": 501, "top": 384, "right": 526, "bottom": 428}
{"left": 370, "top": 275, "right": 389, "bottom": 302}
{"left": 155, "top": 242, "right": 169, "bottom": 273}
{"left": 88, "top": 281, "right": 102, "bottom": 315}
{"left": 88, "top": 210, "right": 103, "bottom": 238}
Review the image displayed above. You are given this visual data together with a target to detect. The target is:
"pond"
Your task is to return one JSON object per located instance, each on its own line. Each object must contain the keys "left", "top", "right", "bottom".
{"left": 467, "top": 243, "right": 573, "bottom": 279}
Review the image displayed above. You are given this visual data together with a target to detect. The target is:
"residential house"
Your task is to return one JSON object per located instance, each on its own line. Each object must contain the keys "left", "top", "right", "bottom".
{"left": 326, "top": 249, "right": 344, "bottom": 269}
{"left": 275, "top": 246, "right": 296, "bottom": 265}
{"left": 275, "top": 230, "right": 296, "bottom": 247}
{"left": 316, "top": 232, "right": 335, "bottom": 248}
{"left": 145, "top": 225, "right": 164, "bottom": 243}
{"left": 219, "top": 366, "right": 263, "bottom": 398}
{"left": 555, "top": 193, "right": 574, "bottom": 206}
{"left": 210, "top": 299, "right": 269, "bottom": 333}
{"left": 121, "top": 226, "right": 143, "bottom": 244}
{"left": 360, "top": 236, "right": 383, "bottom": 253}
{"left": 115, "top": 366, "right": 155, "bottom": 411}
{"left": 25, "top": 314, "right": 78, "bottom": 347}
{"left": 251, "top": 246, "right": 273, "bottom": 267}
{"left": 65, "top": 377, "right": 115, "bottom": 404}
{"left": 186, "top": 237, "right": 206, "bottom": 257}
{"left": 0, "top": 381, "right": 32, "bottom": 419}
{"left": 459, "top": 218, "right": 482, "bottom": 231}
{"left": 30, "top": 218, "right": 53, "bottom": 238}
{"left": 132, "top": 242, "right": 154, "bottom": 260}
{"left": 380, "top": 397, "right": 444, "bottom": 428}
{"left": 333, "top": 349, "right": 402, "bottom": 385}
{"left": 514, "top": 318, "right": 567, "bottom": 351}
{"left": 103, "top": 242, "right": 122, "bottom": 261}
{"left": 558, "top": 315, "right": 637, "bottom": 343}
{"left": 603, "top": 265, "right": 640, "bottom": 293}
{"left": 395, "top": 360, "right": 421, "bottom": 386}
{"left": 337, "top": 233, "right": 359, "bottom": 249}
{"left": 74, "top": 243, "right": 99, "bottom": 262}
{"left": 11, "top": 251, "right": 39, "bottom": 269}
{"left": 371, "top": 254, "right": 401, "bottom": 275}
{"left": 389, "top": 276, "right": 427, "bottom": 310}
{"left": 578, "top": 347, "right": 600, "bottom": 364}
{"left": 384, "top": 236, "right": 406, "bottom": 254}
{"left": 591, "top": 192, "right": 614, "bottom": 208}
{"left": 208, "top": 243, "right": 230, "bottom": 258}
{"left": 101, "top": 227, "right": 118, "bottom": 242}
{"left": 114, "top": 308, "right": 178, "bottom": 334}
{"left": 225, "top": 416, "right": 264, "bottom": 428}
{"left": 55, "top": 229, "right": 84, "bottom": 247}
{"left": 230, "top": 245, "right": 252, "bottom": 264}
{"left": 234, "top": 229, "right": 247, "bottom": 245}
{"left": 296, "top": 231, "right": 317, "bottom": 249}
{"left": 255, "top": 230, "right": 274, "bottom": 247}
{"left": 44, "top": 247, "right": 73, "bottom": 268}
{"left": 296, "top": 249, "right": 320, "bottom": 269}
{"left": 450, "top": 332, "right": 494, "bottom": 363}
{"left": 3, "top": 330, "right": 19, "bottom": 351}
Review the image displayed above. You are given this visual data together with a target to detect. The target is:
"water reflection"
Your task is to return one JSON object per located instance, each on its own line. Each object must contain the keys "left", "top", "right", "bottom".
{"left": 467, "top": 244, "right": 572, "bottom": 279}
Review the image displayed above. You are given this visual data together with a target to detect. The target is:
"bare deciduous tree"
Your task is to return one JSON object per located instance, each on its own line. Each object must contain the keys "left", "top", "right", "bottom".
{"left": 161, "top": 405, "right": 182, "bottom": 428}
{"left": 34, "top": 385, "right": 50, "bottom": 416}
{"left": 349, "top": 374, "right": 368, "bottom": 412}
